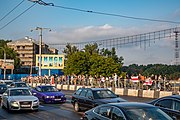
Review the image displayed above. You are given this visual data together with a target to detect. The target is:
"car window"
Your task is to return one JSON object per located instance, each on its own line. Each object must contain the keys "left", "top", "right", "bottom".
{"left": 155, "top": 99, "right": 172, "bottom": 109}
{"left": 80, "top": 89, "right": 87, "bottom": 97}
{"left": 16, "top": 83, "right": 28, "bottom": 87}
{"left": 35, "top": 87, "right": 42, "bottom": 92}
{"left": 41, "top": 86, "right": 58, "bottom": 92}
{"left": 98, "top": 106, "right": 112, "bottom": 119}
{"left": 10, "top": 89, "right": 31, "bottom": 96}
{"left": 173, "top": 100, "right": 180, "bottom": 111}
{"left": 93, "top": 90, "right": 117, "bottom": 99}
{"left": 86, "top": 90, "right": 93, "bottom": 98}
{"left": 111, "top": 107, "right": 125, "bottom": 120}
{"left": 75, "top": 88, "right": 82, "bottom": 95}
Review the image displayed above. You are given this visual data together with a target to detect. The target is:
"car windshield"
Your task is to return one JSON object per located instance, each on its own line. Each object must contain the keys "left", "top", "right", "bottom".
{"left": 10, "top": 89, "right": 31, "bottom": 96}
{"left": 125, "top": 107, "right": 173, "bottom": 120}
{"left": 93, "top": 90, "right": 117, "bottom": 99}
{"left": 15, "top": 83, "right": 28, "bottom": 87}
{"left": 41, "top": 86, "right": 58, "bottom": 92}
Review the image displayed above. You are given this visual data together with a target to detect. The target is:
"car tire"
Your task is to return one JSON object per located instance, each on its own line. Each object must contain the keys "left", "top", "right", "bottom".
{"left": 1, "top": 103, "right": 5, "bottom": 109}
{"left": 74, "top": 102, "right": 80, "bottom": 112}
{"left": 7, "top": 102, "right": 11, "bottom": 113}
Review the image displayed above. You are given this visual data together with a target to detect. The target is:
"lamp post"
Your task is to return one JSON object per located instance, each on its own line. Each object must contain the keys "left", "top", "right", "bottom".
{"left": 0, "top": 47, "right": 6, "bottom": 79}
{"left": 31, "top": 27, "right": 51, "bottom": 76}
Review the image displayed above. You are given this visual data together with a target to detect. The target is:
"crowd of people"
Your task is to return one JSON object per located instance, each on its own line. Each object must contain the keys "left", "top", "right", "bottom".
{"left": 20, "top": 74, "right": 179, "bottom": 92}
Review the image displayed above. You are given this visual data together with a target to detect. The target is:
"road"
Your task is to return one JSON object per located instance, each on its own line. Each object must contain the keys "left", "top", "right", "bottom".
{"left": 0, "top": 90, "right": 155, "bottom": 120}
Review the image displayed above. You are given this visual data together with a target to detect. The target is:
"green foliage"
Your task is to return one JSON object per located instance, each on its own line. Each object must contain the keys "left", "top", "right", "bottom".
{"left": 63, "top": 43, "right": 124, "bottom": 77}
{"left": 0, "top": 39, "right": 20, "bottom": 68}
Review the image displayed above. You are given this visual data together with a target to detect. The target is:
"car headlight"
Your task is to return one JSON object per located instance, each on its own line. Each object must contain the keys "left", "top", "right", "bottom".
{"left": 33, "top": 100, "right": 39, "bottom": 104}
{"left": 33, "top": 100, "right": 39, "bottom": 105}
{"left": 61, "top": 95, "right": 65, "bottom": 98}
{"left": 10, "top": 101, "right": 19, "bottom": 107}
{"left": 46, "top": 96, "right": 55, "bottom": 98}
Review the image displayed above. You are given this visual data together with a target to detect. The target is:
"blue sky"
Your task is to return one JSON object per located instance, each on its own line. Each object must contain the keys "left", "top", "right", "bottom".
{"left": 0, "top": 0, "right": 180, "bottom": 65}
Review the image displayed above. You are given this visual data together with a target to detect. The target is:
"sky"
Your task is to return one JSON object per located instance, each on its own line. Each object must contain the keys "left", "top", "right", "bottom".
{"left": 0, "top": 0, "right": 180, "bottom": 66}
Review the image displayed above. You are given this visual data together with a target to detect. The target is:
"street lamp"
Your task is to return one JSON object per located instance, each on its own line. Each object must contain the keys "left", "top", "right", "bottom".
{"left": 0, "top": 47, "right": 6, "bottom": 79}
{"left": 31, "top": 27, "right": 51, "bottom": 76}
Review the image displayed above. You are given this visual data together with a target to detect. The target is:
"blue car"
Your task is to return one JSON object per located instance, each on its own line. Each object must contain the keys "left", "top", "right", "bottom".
{"left": 32, "top": 85, "right": 66, "bottom": 103}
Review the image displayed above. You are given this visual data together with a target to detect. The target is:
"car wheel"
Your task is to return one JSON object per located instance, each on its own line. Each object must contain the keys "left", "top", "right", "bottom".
{"left": 74, "top": 102, "right": 80, "bottom": 112}
{"left": 1, "top": 103, "right": 5, "bottom": 109}
{"left": 7, "top": 102, "right": 11, "bottom": 113}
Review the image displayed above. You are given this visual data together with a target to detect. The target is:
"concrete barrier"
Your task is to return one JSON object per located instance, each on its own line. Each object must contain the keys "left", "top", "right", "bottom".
{"left": 76, "top": 85, "right": 83, "bottom": 90}
{"left": 62, "top": 85, "right": 69, "bottom": 90}
{"left": 57, "top": 84, "right": 62, "bottom": 90}
{"left": 128, "top": 89, "right": 138, "bottom": 97}
{"left": 115, "top": 88, "right": 124, "bottom": 95}
{"left": 159, "top": 91, "right": 172, "bottom": 98}
{"left": 142, "top": 90, "right": 154, "bottom": 98}
{"left": 69, "top": 85, "right": 76, "bottom": 90}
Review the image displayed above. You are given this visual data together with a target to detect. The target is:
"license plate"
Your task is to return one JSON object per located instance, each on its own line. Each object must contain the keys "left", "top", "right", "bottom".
{"left": 21, "top": 105, "right": 30, "bottom": 107}
{"left": 55, "top": 99, "right": 61, "bottom": 101}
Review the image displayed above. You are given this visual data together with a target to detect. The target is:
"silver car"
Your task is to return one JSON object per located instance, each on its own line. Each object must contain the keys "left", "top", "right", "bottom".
{"left": 1, "top": 87, "right": 39, "bottom": 112}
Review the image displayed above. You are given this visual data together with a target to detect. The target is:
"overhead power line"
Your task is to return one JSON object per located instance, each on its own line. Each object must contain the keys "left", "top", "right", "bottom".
{"left": 29, "top": 0, "right": 180, "bottom": 24}
{"left": 0, "top": 0, "right": 25, "bottom": 22}
{"left": 0, "top": 2, "right": 37, "bottom": 31}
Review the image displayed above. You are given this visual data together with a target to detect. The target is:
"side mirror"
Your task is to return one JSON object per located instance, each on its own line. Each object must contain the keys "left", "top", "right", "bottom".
{"left": 116, "top": 94, "right": 120, "bottom": 97}
{"left": 3, "top": 93, "right": 8, "bottom": 96}
{"left": 88, "top": 96, "right": 94, "bottom": 100}
{"left": 58, "top": 89, "right": 61, "bottom": 91}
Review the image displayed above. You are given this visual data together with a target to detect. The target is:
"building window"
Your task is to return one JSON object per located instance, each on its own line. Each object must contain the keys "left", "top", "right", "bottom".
{"left": 22, "top": 54, "right": 25, "bottom": 57}
{"left": 22, "top": 46, "right": 25, "bottom": 49}
{"left": 22, "top": 62, "right": 25, "bottom": 65}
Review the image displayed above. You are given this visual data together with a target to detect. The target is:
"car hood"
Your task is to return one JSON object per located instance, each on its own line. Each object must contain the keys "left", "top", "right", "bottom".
{"left": 94, "top": 97, "right": 127, "bottom": 104}
{"left": 42, "top": 92, "right": 64, "bottom": 96}
{"left": 9, "top": 96, "right": 38, "bottom": 101}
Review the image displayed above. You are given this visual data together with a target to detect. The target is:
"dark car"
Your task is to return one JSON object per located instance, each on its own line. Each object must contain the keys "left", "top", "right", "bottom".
{"left": 0, "top": 84, "right": 8, "bottom": 101}
{"left": 32, "top": 85, "right": 66, "bottom": 103}
{"left": 148, "top": 95, "right": 180, "bottom": 120}
{"left": 82, "top": 102, "right": 173, "bottom": 120}
{"left": 71, "top": 88, "right": 126, "bottom": 112}
{"left": 10, "top": 82, "right": 29, "bottom": 88}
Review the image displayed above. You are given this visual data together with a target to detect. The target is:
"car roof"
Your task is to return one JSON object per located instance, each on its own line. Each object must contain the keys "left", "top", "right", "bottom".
{"left": 37, "top": 85, "right": 55, "bottom": 87}
{"left": 81, "top": 88, "right": 109, "bottom": 91}
{"left": 164, "top": 95, "right": 180, "bottom": 99}
{"left": 107, "top": 102, "right": 155, "bottom": 109}
{"left": 12, "top": 82, "right": 26, "bottom": 83}
{"left": 8, "top": 87, "right": 30, "bottom": 90}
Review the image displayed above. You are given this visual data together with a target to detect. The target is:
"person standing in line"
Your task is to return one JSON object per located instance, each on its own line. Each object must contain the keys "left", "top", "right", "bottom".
{"left": 114, "top": 73, "right": 118, "bottom": 88}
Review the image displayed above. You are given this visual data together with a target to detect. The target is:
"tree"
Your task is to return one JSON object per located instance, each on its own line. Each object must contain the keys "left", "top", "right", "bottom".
{"left": 0, "top": 39, "right": 20, "bottom": 68}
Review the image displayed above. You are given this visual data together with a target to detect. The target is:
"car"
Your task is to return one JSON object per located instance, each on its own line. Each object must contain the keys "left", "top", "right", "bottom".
{"left": 148, "top": 95, "right": 180, "bottom": 120}
{"left": 32, "top": 85, "right": 66, "bottom": 103}
{"left": 0, "top": 84, "right": 8, "bottom": 101}
{"left": 0, "top": 80, "right": 13, "bottom": 87}
{"left": 71, "top": 88, "right": 126, "bottom": 112}
{"left": 1, "top": 87, "right": 39, "bottom": 112}
{"left": 82, "top": 102, "right": 173, "bottom": 120}
{"left": 10, "top": 82, "right": 29, "bottom": 88}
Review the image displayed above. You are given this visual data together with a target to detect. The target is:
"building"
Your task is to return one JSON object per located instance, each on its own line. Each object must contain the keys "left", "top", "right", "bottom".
{"left": 7, "top": 37, "right": 58, "bottom": 67}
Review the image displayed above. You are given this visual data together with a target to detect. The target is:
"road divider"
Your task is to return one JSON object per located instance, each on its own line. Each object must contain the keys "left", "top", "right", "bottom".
{"left": 29, "top": 83, "right": 179, "bottom": 98}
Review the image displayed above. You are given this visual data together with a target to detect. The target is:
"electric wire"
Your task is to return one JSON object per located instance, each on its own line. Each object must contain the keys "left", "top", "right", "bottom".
{"left": 31, "top": 0, "right": 180, "bottom": 24}
{"left": 0, "top": 2, "right": 37, "bottom": 31}
{"left": 0, "top": 0, "right": 25, "bottom": 22}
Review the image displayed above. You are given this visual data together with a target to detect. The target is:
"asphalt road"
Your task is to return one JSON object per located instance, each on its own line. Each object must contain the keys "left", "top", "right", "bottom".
{"left": 0, "top": 90, "right": 156, "bottom": 120}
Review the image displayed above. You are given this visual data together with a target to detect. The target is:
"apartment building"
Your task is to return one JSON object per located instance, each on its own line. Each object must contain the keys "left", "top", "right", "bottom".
{"left": 7, "top": 37, "right": 58, "bottom": 67}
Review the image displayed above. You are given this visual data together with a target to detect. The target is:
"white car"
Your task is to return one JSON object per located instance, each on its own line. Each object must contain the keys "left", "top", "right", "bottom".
{"left": 1, "top": 87, "right": 39, "bottom": 112}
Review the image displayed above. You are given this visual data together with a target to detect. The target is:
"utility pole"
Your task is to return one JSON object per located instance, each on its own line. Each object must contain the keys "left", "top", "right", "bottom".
{"left": 31, "top": 27, "right": 51, "bottom": 76}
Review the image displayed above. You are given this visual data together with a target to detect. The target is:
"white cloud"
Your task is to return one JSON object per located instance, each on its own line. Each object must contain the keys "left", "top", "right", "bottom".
{"left": 44, "top": 24, "right": 177, "bottom": 65}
